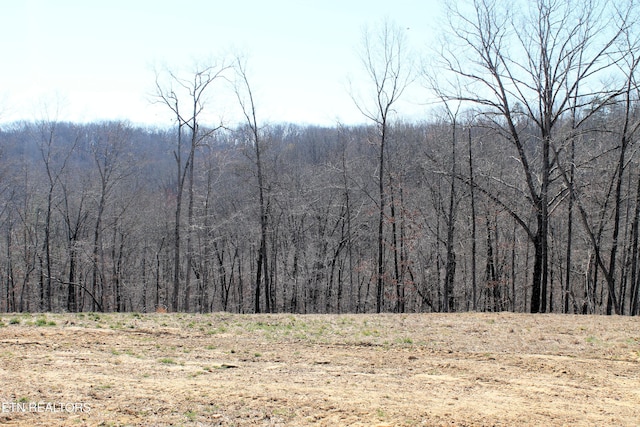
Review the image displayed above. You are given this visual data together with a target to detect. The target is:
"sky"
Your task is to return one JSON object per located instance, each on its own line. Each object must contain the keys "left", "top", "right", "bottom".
{"left": 0, "top": 0, "right": 441, "bottom": 127}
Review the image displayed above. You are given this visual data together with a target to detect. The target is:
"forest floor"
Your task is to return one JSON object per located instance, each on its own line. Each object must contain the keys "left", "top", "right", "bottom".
{"left": 0, "top": 312, "right": 638, "bottom": 426}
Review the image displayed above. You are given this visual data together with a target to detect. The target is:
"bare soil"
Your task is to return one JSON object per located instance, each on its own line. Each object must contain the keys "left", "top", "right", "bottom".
{"left": 0, "top": 312, "right": 638, "bottom": 426}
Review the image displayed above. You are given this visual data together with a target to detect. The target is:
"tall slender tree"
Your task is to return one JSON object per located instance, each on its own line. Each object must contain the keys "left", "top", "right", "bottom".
{"left": 352, "top": 19, "right": 413, "bottom": 313}
{"left": 89, "top": 122, "right": 134, "bottom": 312}
{"left": 36, "top": 120, "right": 77, "bottom": 311}
{"left": 154, "top": 62, "right": 229, "bottom": 311}
{"left": 233, "top": 56, "right": 272, "bottom": 313}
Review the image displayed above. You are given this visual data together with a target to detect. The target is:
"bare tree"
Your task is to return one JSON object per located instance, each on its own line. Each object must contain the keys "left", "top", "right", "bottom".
{"left": 88, "top": 122, "right": 135, "bottom": 312}
{"left": 352, "top": 19, "right": 414, "bottom": 313}
{"left": 58, "top": 150, "right": 89, "bottom": 313}
{"left": 552, "top": 6, "right": 640, "bottom": 314}
{"left": 436, "top": 0, "right": 632, "bottom": 313}
{"left": 232, "top": 56, "right": 272, "bottom": 313}
{"left": 36, "top": 120, "right": 77, "bottom": 311}
{"left": 154, "top": 62, "right": 229, "bottom": 311}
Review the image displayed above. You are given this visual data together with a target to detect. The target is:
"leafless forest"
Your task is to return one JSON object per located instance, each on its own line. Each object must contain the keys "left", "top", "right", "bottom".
{"left": 2, "top": 0, "right": 640, "bottom": 316}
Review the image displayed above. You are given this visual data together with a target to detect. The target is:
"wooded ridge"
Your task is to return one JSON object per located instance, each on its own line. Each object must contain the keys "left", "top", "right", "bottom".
{"left": 0, "top": 113, "right": 636, "bottom": 315}
{"left": 2, "top": 0, "right": 640, "bottom": 315}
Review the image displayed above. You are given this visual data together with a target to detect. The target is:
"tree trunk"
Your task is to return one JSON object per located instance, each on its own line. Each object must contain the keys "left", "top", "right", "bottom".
{"left": 376, "top": 124, "right": 386, "bottom": 313}
{"left": 443, "top": 119, "right": 458, "bottom": 312}
{"left": 564, "top": 137, "right": 575, "bottom": 314}
{"left": 173, "top": 126, "right": 183, "bottom": 312}
{"left": 468, "top": 127, "right": 478, "bottom": 311}
{"left": 67, "top": 242, "right": 77, "bottom": 312}
{"left": 630, "top": 169, "right": 640, "bottom": 315}
{"left": 44, "top": 189, "right": 53, "bottom": 312}
{"left": 184, "top": 130, "right": 196, "bottom": 313}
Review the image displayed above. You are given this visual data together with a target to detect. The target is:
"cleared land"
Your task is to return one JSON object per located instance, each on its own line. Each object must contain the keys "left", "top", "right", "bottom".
{"left": 0, "top": 312, "right": 638, "bottom": 426}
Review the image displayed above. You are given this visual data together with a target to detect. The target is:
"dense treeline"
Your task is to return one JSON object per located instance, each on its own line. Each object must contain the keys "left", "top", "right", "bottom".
{"left": 0, "top": 111, "right": 638, "bottom": 315}
{"left": 2, "top": 0, "right": 640, "bottom": 315}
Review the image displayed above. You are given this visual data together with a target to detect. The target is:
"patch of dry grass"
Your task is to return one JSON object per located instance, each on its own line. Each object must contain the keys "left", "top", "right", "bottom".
{"left": 0, "top": 312, "right": 638, "bottom": 426}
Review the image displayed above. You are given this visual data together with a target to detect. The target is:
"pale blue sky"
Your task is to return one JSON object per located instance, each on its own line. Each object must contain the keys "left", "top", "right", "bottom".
{"left": 1, "top": 0, "right": 440, "bottom": 126}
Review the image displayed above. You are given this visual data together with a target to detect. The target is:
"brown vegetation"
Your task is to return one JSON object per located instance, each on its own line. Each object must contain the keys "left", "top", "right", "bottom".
{"left": 0, "top": 312, "right": 638, "bottom": 426}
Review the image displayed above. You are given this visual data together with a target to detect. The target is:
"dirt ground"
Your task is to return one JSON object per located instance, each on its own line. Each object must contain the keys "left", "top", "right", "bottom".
{"left": 0, "top": 312, "right": 638, "bottom": 426}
